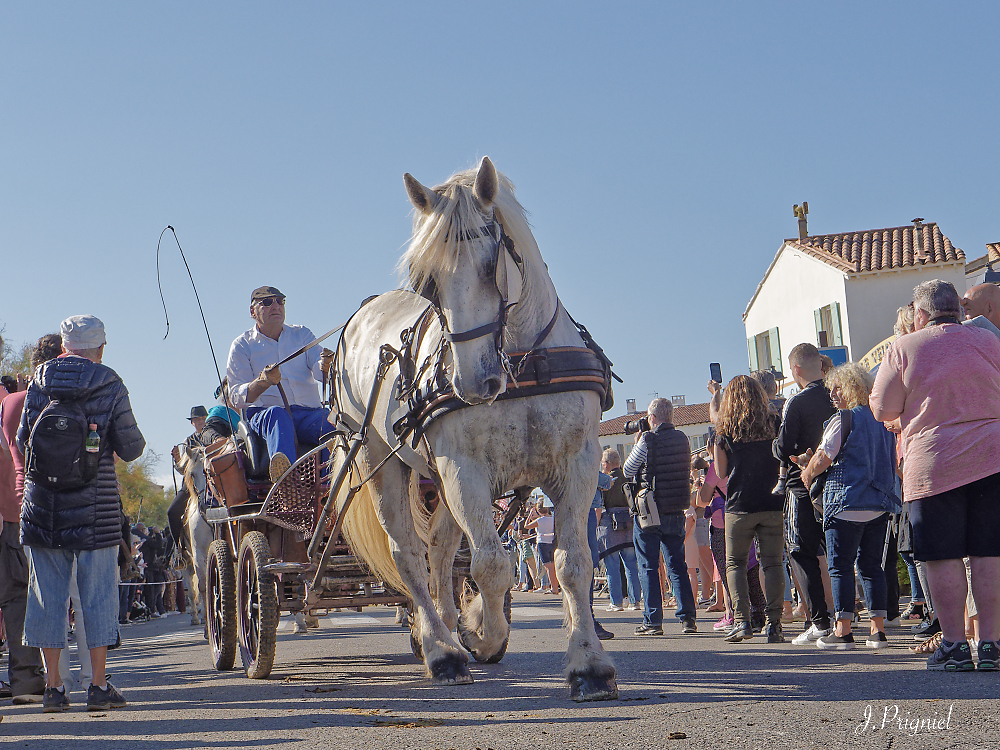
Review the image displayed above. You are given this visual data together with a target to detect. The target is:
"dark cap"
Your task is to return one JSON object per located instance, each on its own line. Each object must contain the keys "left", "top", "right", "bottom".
{"left": 189, "top": 405, "right": 209, "bottom": 420}
{"left": 251, "top": 286, "right": 285, "bottom": 304}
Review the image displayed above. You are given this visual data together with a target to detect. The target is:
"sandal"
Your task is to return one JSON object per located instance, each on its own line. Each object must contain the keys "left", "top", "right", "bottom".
{"left": 910, "top": 632, "right": 943, "bottom": 654}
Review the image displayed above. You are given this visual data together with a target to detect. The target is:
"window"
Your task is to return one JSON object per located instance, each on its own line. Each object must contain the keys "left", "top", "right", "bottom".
{"left": 747, "top": 327, "right": 781, "bottom": 372}
{"left": 689, "top": 434, "right": 707, "bottom": 452}
{"left": 814, "top": 302, "right": 843, "bottom": 347}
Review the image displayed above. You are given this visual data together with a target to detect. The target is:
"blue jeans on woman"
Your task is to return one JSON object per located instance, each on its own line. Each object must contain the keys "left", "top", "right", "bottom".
{"left": 825, "top": 513, "right": 891, "bottom": 621}
{"left": 899, "top": 551, "right": 925, "bottom": 603}
{"left": 606, "top": 547, "right": 640, "bottom": 607}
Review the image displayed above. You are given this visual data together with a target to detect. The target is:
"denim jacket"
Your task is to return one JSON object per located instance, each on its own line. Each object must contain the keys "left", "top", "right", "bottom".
{"left": 821, "top": 405, "right": 901, "bottom": 529}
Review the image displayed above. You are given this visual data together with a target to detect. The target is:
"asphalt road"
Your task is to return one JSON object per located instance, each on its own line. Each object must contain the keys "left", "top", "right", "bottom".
{"left": 5, "top": 594, "right": 999, "bottom": 750}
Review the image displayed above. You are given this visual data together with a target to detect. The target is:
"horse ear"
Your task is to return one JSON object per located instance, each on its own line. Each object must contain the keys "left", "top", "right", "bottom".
{"left": 404, "top": 173, "right": 440, "bottom": 214}
{"left": 473, "top": 156, "right": 498, "bottom": 210}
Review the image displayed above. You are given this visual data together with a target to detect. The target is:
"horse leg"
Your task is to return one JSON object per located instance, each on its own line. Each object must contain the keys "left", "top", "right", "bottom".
{"left": 551, "top": 452, "right": 618, "bottom": 702}
{"left": 436, "top": 460, "right": 513, "bottom": 663}
{"left": 367, "top": 448, "right": 471, "bottom": 684}
{"left": 427, "top": 500, "right": 463, "bottom": 632}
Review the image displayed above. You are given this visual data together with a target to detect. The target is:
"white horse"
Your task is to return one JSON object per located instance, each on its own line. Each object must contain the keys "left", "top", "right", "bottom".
{"left": 333, "top": 157, "right": 617, "bottom": 701}
{"left": 175, "top": 446, "right": 214, "bottom": 633}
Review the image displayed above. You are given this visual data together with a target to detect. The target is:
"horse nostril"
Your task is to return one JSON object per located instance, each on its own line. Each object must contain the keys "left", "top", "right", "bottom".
{"left": 482, "top": 378, "right": 502, "bottom": 400}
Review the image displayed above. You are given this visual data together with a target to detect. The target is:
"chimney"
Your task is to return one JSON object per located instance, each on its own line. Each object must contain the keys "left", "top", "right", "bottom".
{"left": 626, "top": 398, "right": 636, "bottom": 414}
{"left": 913, "top": 218, "right": 928, "bottom": 261}
{"left": 793, "top": 202, "right": 809, "bottom": 239}
{"left": 671, "top": 395, "right": 686, "bottom": 407}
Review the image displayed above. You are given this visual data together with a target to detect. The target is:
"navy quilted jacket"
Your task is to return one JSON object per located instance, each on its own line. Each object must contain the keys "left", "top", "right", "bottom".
{"left": 18, "top": 355, "right": 145, "bottom": 550}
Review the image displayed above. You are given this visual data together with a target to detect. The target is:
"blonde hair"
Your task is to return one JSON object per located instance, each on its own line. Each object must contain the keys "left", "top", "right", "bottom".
{"left": 715, "top": 375, "right": 774, "bottom": 443}
{"left": 894, "top": 304, "right": 914, "bottom": 337}
{"left": 825, "top": 363, "right": 873, "bottom": 408}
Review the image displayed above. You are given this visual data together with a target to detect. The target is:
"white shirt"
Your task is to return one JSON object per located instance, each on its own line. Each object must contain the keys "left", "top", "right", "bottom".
{"left": 226, "top": 324, "right": 324, "bottom": 410}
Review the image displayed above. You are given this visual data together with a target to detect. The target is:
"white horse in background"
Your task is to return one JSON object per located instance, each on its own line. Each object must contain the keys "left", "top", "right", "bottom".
{"left": 333, "top": 157, "right": 617, "bottom": 701}
{"left": 175, "top": 446, "right": 214, "bottom": 633}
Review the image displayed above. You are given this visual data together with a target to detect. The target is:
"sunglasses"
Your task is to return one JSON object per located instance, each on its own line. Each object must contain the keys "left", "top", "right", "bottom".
{"left": 258, "top": 297, "right": 285, "bottom": 307}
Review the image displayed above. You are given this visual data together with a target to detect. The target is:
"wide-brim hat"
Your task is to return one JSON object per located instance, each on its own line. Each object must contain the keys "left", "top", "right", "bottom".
{"left": 189, "top": 405, "right": 209, "bottom": 420}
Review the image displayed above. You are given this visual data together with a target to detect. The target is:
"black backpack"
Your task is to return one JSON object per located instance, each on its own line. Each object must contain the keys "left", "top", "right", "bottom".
{"left": 25, "top": 398, "right": 100, "bottom": 491}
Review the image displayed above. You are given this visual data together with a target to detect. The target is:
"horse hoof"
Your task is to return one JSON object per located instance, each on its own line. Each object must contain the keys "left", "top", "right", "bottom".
{"left": 429, "top": 655, "right": 473, "bottom": 685}
{"left": 569, "top": 672, "right": 619, "bottom": 703}
{"left": 292, "top": 622, "right": 307, "bottom": 635}
{"left": 459, "top": 628, "right": 508, "bottom": 664}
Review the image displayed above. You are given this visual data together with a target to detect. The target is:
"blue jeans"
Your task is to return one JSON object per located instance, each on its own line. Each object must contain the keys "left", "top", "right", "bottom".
{"left": 606, "top": 547, "right": 640, "bottom": 607}
{"left": 633, "top": 512, "right": 696, "bottom": 626}
{"left": 825, "top": 513, "right": 891, "bottom": 621}
{"left": 587, "top": 508, "right": 599, "bottom": 610}
{"left": 247, "top": 404, "right": 332, "bottom": 462}
{"left": 900, "top": 551, "right": 925, "bottom": 603}
{"left": 24, "top": 546, "right": 119, "bottom": 649}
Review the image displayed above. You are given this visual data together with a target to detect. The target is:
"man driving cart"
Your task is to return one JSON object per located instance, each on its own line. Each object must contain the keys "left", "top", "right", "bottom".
{"left": 225, "top": 286, "right": 334, "bottom": 482}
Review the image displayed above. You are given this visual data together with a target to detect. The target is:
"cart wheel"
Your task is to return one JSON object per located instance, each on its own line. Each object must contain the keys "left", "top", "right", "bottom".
{"left": 237, "top": 531, "right": 278, "bottom": 679}
{"left": 206, "top": 540, "right": 237, "bottom": 671}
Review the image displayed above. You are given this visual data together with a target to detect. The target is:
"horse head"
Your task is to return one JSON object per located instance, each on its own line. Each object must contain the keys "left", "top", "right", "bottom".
{"left": 402, "top": 157, "right": 512, "bottom": 404}
{"left": 177, "top": 444, "right": 208, "bottom": 504}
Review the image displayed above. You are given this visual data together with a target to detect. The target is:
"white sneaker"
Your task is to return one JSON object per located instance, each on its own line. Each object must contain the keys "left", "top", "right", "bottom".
{"left": 605, "top": 603, "right": 624, "bottom": 612}
{"left": 791, "top": 624, "right": 833, "bottom": 645}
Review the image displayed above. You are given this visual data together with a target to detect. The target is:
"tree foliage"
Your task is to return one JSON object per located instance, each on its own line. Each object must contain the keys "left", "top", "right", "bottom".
{"left": 0, "top": 331, "right": 33, "bottom": 379}
{"left": 117, "top": 450, "right": 171, "bottom": 529}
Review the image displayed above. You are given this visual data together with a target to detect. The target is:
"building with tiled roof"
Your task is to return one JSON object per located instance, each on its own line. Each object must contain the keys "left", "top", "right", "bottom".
{"left": 965, "top": 243, "right": 1000, "bottom": 287}
{"left": 744, "top": 218, "right": 966, "bottom": 384}
{"left": 599, "top": 402, "right": 712, "bottom": 460}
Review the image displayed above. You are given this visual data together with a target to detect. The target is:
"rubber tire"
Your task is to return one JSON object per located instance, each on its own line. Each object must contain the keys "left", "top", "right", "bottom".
{"left": 206, "top": 539, "right": 237, "bottom": 671}
{"left": 236, "top": 531, "right": 279, "bottom": 679}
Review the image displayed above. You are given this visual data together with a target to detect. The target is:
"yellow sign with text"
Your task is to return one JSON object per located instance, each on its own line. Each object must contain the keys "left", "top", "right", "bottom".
{"left": 859, "top": 335, "right": 896, "bottom": 372}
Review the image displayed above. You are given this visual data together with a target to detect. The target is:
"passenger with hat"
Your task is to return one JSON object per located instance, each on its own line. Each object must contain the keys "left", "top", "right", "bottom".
{"left": 225, "top": 286, "right": 334, "bottom": 481}
{"left": 166, "top": 405, "right": 211, "bottom": 548}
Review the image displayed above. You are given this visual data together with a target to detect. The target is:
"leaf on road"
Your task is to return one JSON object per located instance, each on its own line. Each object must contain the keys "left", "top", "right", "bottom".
{"left": 667, "top": 731, "right": 687, "bottom": 740}
{"left": 370, "top": 717, "right": 445, "bottom": 728}
{"left": 306, "top": 686, "right": 341, "bottom": 693}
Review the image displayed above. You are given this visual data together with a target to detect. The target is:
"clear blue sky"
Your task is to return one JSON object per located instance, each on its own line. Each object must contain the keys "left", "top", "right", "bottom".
{"left": 3, "top": 3, "right": 998, "bottom": 485}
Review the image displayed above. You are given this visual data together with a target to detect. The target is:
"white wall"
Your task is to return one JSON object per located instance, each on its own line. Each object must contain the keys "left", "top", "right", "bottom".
{"left": 744, "top": 243, "right": 847, "bottom": 367}
{"left": 843, "top": 262, "right": 966, "bottom": 361}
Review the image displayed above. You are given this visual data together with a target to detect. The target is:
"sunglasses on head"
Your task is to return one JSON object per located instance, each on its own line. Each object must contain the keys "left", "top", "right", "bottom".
{"left": 258, "top": 296, "right": 285, "bottom": 307}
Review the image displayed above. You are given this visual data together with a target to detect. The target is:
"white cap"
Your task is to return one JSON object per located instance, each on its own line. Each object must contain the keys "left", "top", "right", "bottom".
{"left": 60, "top": 315, "right": 107, "bottom": 351}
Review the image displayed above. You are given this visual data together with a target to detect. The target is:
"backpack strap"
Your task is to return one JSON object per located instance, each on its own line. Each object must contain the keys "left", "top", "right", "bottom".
{"left": 840, "top": 408, "right": 853, "bottom": 447}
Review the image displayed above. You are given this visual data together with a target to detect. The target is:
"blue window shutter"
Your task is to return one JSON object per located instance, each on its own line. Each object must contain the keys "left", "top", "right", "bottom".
{"left": 769, "top": 327, "right": 781, "bottom": 372}
{"left": 831, "top": 302, "right": 844, "bottom": 346}
{"left": 814, "top": 308, "right": 823, "bottom": 346}
{"left": 748, "top": 336, "right": 759, "bottom": 371}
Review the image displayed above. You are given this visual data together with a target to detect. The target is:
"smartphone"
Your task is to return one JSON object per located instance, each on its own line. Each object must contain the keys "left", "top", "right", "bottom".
{"left": 709, "top": 362, "right": 722, "bottom": 384}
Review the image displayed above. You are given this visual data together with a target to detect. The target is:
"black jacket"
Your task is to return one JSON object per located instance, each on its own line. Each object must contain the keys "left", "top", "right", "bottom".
{"left": 772, "top": 380, "right": 835, "bottom": 495}
{"left": 639, "top": 423, "right": 691, "bottom": 516}
{"left": 18, "top": 355, "right": 145, "bottom": 550}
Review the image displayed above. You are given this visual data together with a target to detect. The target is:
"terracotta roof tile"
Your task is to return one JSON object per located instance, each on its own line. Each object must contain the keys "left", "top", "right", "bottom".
{"left": 785, "top": 222, "right": 964, "bottom": 274}
{"left": 599, "top": 403, "right": 711, "bottom": 436}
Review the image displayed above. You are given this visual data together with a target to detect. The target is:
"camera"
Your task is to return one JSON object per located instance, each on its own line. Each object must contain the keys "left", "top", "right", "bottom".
{"left": 623, "top": 416, "right": 650, "bottom": 435}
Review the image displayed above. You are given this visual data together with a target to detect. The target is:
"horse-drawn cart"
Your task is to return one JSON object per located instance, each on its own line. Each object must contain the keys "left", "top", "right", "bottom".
{"left": 200, "top": 404, "right": 527, "bottom": 680}
{"left": 202, "top": 424, "right": 411, "bottom": 679}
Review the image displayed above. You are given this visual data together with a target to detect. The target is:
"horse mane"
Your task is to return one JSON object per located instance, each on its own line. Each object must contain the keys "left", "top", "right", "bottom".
{"left": 398, "top": 166, "right": 540, "bottom": 292}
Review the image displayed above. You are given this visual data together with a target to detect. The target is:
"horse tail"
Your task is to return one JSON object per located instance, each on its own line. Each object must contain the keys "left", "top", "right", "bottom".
{"left": 338, "top": 452, "right": 409, "bottom": 597}
{"left": 408, "top": 470, "right": 433, "bottom": 548}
